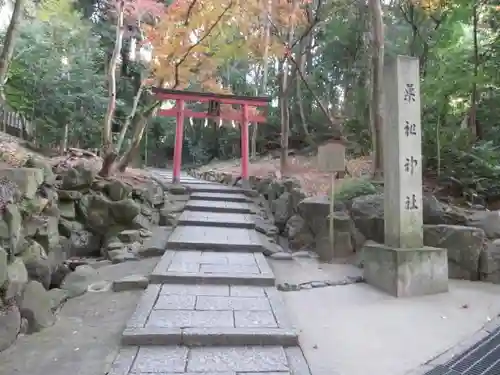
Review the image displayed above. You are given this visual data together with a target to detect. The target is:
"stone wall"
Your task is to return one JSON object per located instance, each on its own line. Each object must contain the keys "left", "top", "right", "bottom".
{"left": 0, "top": 160, "right": 184, "bottom": 352}
{"left": 190, "top": 169, "right": 500, "bottom": 285}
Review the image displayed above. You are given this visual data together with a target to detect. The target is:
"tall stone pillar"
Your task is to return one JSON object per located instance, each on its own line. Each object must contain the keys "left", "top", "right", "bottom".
{"left": 362, "top": 56, "right": 449, "bottom": 297}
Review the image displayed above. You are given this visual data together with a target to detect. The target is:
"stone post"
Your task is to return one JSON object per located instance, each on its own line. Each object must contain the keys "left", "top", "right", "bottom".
{"left": 363, "top": 55, "right": 449, "bottom": 297}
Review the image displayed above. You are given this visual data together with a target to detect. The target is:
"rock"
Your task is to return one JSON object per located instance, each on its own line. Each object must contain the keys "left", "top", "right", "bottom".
{"left": 424, "top": 225, "right": 485, "bottom": 280}
{"left": 24, "top": 157, "right": 56, "bottom": 185}
{"left": 285, "top": 215, "right": 314, "bottom": 250}
{"left": 23, "top": 215, "right": 59, "bottom": 253}
{"left": 0, "top": 247, "right": 7, "bottom": 286}
{"left": 112, "top": 275, "right": 149, "bottom": 292}
{"left": 131, "top": 214, "right": 152, "bottom": 230}
{"left": 254, "top": 216, "right": 278, "bottom": 238}
{"left": 271, "top": 192, "right": 294, "bottom": 231}
{"left": 162, "top": 199, "right": 186, "bottom": 213}
{"left": 106, "top": 241, "right": 124, "bottom": 251}
{"left": 19, "top": 239, "right": 51, "bottom": 289}
{"left": 46, "top": 288, "right": 69, "bottom": 311}
{"left": 61, "top": 265, "right": 100, "bottom": 298}
{"left": 142, "top": 181, "right": 164, "bottom": 207}
{"left": 263, "top": 180, "right": 284, "bottom": 201}
{"left": 19, "top": 317, "right": 28, "bottom": 334}
{"left": 57, "top": 190, "right": 82, "bottom": 201}
{"left": 298, "top": 196, "right": 345, "bottom": 233}
{"left": 4, "top": 256, "right": 28, "bottom": 300}
{"left": 314, "top": 213, "right": 355, "bottom": 261}
{"left": 0, "top": 168, "right": 44, "bottom": 199}
{"left": 139, "top": 227, "right": 172, "bottom": 258}
{"left": 159, "top": 208, "right": 177, "bottom": 226}
{"left": 117, "top": 229, "right": 141, "bottom": 243}
{"left": 108, "top": 242, "right": 141, "bottom": 263}
{"left": 50, "top": 263, "right": 71, "bottom": 288}
{"left": 0, "top": 203, "right": 22, "bottom": 255}
{"left": 41, "top": 202, "right": 60, "bottom": 218}
{"left": 58, "top": 201, "right": 76, "bottom": 219}
{"left": 139, "top": 229, "right": 152, "bottom": 238}
{"left": 60, "top": 164, "right": 95, "bottom": 190}
{"left": 19, "top": 281, "right": 55, "bottom": 333}
{"left": 110, "top": 199, "right": 141, "bottom": 224}
{"left": 168, "top": 184, "right": 187, "bottom": 195}
{"left": 58, "top": 218, "right": 84, "bottom": 237}
{"left": 67, "top": 229, "right": 101, "bottom": 257}
{"left": 108, "top": 249, "right": 140, "bottom": 263}
{"left": 466, "top": 211, "right": 500, "bottom": 239}
{"left": 105, "top": 179, "right": 132, "bottom": 201}
{"left": 292, "top": 250, "right": 317, "bottom": 258}
{"left": 18, "top": 196, "right": 49, "bottom": 217}
{"left": 350, "top": 194, "right": 468, "bottom": 243}
{"left": 78, "top": 194, "right": 140, "bottom": 234}
{"left": 270, "top": 252, "right": 293, "bottom": 260}
{"left": 0, "top": 302, "right": 21, "bottom": 351}
{"left": 257, "top": 232, "right": 283, "bottom": 256}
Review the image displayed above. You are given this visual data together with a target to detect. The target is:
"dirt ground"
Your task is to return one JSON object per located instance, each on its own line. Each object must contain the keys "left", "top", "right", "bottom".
{"left": 196, "top": 154, "right": 373, "bottom": 196}
{"left": 0, "top": 258, "right": 159, "bottom": 375}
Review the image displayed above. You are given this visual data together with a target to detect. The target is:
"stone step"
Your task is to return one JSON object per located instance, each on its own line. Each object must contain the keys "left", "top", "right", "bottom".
{"left": 138, "top": 226, "right": 172, "bottom": 257}
{"left": 184, "top": 200, "right": 252, "bottom": 214}
{"left": 149, "top": 250, "right": 275, "bottom": 286}
{"left": 183, "top": 183, "right": 243, "bottom": 194}
{"left": 110, "top": 345, "right": 310, "bottom": 375}
{"left": 167, "top": 226, "right": 263, "bottom": 252}
{"left": 122, "top": 284, "right": 297, "bottom": 347}
{"left": 177, "top": 211, "right": 255, "bottom": 229}
{"left": 189, "top": 191, "right": 250, "bottom": 203}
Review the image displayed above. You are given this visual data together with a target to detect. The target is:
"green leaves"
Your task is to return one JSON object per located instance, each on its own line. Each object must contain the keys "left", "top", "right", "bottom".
{"left": 6, "top": 6, "right": 107, "bottom": 148}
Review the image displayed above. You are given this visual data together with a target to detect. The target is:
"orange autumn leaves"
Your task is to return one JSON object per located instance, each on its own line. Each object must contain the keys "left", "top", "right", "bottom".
{"left": 146, "top": 0, "right": 310, "bottom": 92}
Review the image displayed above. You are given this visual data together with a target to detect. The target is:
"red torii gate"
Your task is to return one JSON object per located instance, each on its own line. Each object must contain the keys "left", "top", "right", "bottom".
{"left": 152, "top": 88, "right": 271, "bottom": 184}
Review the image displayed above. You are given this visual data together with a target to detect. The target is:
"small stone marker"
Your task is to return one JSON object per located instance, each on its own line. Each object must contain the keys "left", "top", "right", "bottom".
{"left": 363, "top": 55, "right": 448, "bottom": 297}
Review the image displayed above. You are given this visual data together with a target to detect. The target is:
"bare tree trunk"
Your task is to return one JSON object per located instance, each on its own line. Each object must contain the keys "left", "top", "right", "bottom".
{"left": 469, "top": 0, "right": 480, "bottom": 139}
{"left": 296, "top": 35, "right": 314, "bottom": 146}
{"left": 0, "top": 0, "right": 25, "bottom": 100}
{"left": 117, "top": 81, "right": 144, "bottom": 152}
{"left": 60, "top": 123, "right": 69, "bottom": 155}
{"left": 117, "top": 101, "right": 161, "bottom": 172}
{"left": 280, "top": 0, "right": 297, "bottom": 177}
{"left": 279, "top": 60, "right": 290, "bottom": 177}
{"left": 251, "top": 0, "right": 272, "bottom": 160}
{"left": 368, "top": 0, "right": 384, "bottom": 179}
{"left": 99, "top": 0, "right": 125, "bottom": 177}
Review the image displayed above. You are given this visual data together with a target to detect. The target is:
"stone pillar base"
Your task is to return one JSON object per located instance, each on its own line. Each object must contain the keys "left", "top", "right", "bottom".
{"left": 362, "top": 243, "right": 448, "bottom": 297}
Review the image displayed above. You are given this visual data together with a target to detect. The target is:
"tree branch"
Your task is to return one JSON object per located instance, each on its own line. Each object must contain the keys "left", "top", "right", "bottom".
{"left": 184, "top": 0, "right": 198, "bottom": 25}
{"left": 289, "top": 0, "right": 323, "bottom": 50}
{"left": 174, "top": 0, "right": 234, "bottom": 88}
{"left": 268, "top": 17, "right": 346, "bottom": 142}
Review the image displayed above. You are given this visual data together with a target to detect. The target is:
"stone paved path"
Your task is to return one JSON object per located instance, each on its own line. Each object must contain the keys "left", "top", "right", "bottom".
{"left": 109, "top": 171, "right": 311, "bottom": 375}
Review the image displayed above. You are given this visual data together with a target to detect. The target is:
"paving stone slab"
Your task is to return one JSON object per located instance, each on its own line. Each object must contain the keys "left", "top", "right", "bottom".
{"left": 184, "top": 200, "right": 252, "bottom": 214}
{"left": 167, "top": 226, "right": 262, "bottom": 251}
{"left": 189, "top": 192, "right": 250, "bottom": 203}
{"left": 177, "top": 211, "right": 255, "bottom": 229}
{"left": 122, "top": 282, "right": 296, "bottom": 346}
{"left": 110, "top": 346, "right": 311, "bottom": 374}
{"left": 150, "top": 250, "right": 274, "bottom": 286}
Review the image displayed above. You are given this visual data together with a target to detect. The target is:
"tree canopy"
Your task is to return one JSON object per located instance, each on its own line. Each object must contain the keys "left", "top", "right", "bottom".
{"left": 1, "top": 0, "right": 500, "bottom": 199}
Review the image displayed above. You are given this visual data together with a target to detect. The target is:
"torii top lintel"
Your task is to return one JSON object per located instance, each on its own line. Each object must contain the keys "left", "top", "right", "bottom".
{"left": 152, "top": 87, "right": 272, "bottom": 107}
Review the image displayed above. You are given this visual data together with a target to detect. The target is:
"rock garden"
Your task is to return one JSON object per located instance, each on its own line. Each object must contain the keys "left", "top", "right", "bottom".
{"left": 0, "top": 159, "right": 187, "bottom": 352}
{"left": 191, "top": 169, "right": 500, "bottom": 285}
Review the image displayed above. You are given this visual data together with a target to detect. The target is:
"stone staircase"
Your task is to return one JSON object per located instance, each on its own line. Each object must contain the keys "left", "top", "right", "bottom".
{"left": 108, "top": 171, "right": 311, "bottom": 375}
